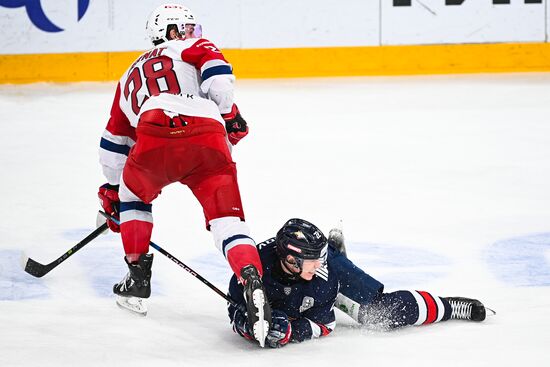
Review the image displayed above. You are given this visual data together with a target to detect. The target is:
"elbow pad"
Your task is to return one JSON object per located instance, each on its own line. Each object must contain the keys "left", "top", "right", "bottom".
{"left": 204, "top": 75, "right": 235, "bottom": 114}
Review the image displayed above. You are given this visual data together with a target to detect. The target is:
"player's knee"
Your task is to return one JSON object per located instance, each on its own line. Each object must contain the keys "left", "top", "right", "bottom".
{"left": 209, "top": 216, "right": 251, "bottom": 252}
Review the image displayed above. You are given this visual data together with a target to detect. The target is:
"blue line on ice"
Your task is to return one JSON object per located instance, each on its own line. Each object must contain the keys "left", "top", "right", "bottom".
{"left": 0, "top": 250, "right": 50, "bottom": 300}
{"left": 486, "top": 232, "right": 550, "bottom": 287}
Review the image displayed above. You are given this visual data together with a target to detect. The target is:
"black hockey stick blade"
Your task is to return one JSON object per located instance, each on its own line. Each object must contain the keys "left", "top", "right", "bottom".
{"left": 22, "top": 222, "right": 109, "bottom": 278}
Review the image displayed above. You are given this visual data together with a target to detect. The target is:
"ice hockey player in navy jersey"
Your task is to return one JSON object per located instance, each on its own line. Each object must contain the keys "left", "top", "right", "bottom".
{"left": 228, "top": 218, "right": 490, "bottom": 348}
{"left": 97, "top": 3, "right": 271, "bottom": 345}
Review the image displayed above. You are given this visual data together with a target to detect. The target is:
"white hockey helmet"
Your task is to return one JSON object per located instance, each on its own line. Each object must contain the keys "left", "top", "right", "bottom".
{"left": 145, "top": 3, "right": 201, "bottom": 45}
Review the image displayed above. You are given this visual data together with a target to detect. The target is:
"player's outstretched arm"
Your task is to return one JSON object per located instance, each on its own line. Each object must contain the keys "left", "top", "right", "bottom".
{"left": 289, "top": 316, "right": 334, "bottom": 342}
{"left": 290, "top": 302, "right": 336, "bottom": 343}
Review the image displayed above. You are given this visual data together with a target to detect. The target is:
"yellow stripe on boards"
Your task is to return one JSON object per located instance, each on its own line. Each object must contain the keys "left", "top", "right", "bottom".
{"left": 2, "top": 43, "right": 550, "bottom": 84}
{"left": 0, "top": 51, "right": 142, "bottom": 84}
{"left": 224, "top": 43, "right": 550, "bottom": 78}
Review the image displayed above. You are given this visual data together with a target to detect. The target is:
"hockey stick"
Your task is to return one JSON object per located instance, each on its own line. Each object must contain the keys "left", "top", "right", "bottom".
{"left": 22, "top": 222, "right": 109, "bottom": 278}
{"left": 98, "top": 211, "right": 238, "bottom": 307}
{"left": 148, "top": 240, "right": 238, "bottom": 307}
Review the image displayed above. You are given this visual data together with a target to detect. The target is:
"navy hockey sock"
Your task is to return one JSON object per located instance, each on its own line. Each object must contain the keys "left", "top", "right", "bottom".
{"left": 360, "top": 290, "right": 451, "bottom": 329}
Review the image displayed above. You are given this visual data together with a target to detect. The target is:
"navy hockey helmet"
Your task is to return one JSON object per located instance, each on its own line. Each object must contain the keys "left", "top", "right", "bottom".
{"left": 275, "top": 218, "right": 328, "bottom": 271}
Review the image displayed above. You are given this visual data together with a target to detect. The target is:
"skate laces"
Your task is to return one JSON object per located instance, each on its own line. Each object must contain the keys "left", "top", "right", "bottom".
{"left": 118, "top": 272, "right": 134, "bottom": 292}
{"left": 449, "top": 299, "right": 472, "bottom": 320}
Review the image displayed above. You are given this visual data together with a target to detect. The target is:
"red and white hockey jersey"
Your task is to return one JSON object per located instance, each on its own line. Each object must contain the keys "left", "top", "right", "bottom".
{"left": 99, "top": 37, "right": 235, "bottom": 184}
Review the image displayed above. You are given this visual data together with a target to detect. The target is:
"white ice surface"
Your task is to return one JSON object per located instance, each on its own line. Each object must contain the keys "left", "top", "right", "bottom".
{"left": 1, "top": 74, "right": 549, "bottom": 366}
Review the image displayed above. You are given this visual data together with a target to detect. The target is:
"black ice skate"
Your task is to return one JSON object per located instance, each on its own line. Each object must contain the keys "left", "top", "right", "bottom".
{"left": 328, "top": 222, "right": 346, "bottom": 256}
{"left": 113, "top": 253, "right": 153, "bottom": 316}
{"left": 445, "top": 297, "right": 488, "bottom": 321}
{"left": 241, "top": 265, "right": 272, "bottom": 348}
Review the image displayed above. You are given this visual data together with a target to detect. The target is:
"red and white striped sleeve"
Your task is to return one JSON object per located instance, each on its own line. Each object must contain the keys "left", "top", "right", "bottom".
{"left": 181, "top": 38, "right": 236, "bottom": 114}
{"left": 98, "top": 83, "right": 137, "bottom": 185}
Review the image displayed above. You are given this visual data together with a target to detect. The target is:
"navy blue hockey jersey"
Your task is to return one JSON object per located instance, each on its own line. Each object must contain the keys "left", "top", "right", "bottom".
{"left": 228, "top": 238, "right": 384, "bottom": 342}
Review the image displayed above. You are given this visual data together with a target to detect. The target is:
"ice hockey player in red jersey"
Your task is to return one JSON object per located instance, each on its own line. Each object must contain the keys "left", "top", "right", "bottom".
{"left": 97, "top": 3, "right": 271, "bottom": 346}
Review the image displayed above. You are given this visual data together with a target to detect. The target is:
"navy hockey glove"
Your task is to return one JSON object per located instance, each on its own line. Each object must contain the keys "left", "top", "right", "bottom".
{"left": 222, "top": 104, "right": 248, "bottom": 146}
{"left": 98, "top": 183, "right": 120, "bottom": 232}
{"left": 231, "top": 305, "right": 255, "bottom": 341}
{"left": 266, "top": 310, "right": 292, "bottom": 348}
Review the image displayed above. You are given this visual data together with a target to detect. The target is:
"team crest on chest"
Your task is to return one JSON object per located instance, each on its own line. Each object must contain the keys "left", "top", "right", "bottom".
{"left": 299, "top": 296, "right": 315, "bottom": 313}
{"left": 284, "top": 287, "right": 292, "bottom": 295}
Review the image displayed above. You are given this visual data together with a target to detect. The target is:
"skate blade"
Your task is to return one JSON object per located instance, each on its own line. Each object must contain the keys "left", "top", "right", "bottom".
{"left": 252, "top": 289, "right": 268, "bottom": 348}
{"left": 486, "top": 307, "right": 496, "bottom": 317}
{"left": 116, "top": 295, "right": 147, "bottom": 316}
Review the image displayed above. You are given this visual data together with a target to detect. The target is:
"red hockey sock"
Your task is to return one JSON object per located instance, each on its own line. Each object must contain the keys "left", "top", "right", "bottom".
{"left": 226, "top": 244, "right": 264, "bottom": 281}
{"left": 120, "top": 220, "right": 153, "bottom": 259}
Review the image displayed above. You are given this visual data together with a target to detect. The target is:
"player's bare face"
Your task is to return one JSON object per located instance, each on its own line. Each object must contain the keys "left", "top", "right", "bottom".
{"left": 299, "top": 259, "right": 322, "bottom": 281}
